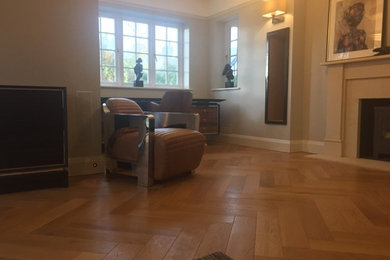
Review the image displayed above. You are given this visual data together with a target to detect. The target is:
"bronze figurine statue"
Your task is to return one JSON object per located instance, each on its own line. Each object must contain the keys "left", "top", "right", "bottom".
{"left": 134, "top": 58, "right": 144, "bottom": 87}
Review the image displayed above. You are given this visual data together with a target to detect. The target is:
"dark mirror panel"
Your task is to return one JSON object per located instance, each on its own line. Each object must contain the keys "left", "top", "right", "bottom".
{"left": 265, "top": 28, "right": 289, "bottom": 124}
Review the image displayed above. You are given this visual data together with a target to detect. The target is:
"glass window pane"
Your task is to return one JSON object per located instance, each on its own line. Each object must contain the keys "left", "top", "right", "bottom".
{"left": 123, "top": 68, "right": 136, "bottom": 83}
{"left": 136, "top": 23, "right": 148, "bottom": 38}
{"left": 141, "top": 69, "right": 148, "bottom": 83}
{"left": 155, "top": 40, "right": 166, "bottom": 55}
{"left": 156, "top": 55, "right": 166, "bottom": 70}
{"left": 137, "top": 38, "right": 148, "bottom": 53}
{"left": 230, "top": 40, "right": 237, "bottom": 56}
{"left": 101, "top": 67, "right": 116, "bottom": 82}
{"left": 123, "top": 36, "right": 135, "bottom": 52}
{"left": 167, "top": 27, "right": 178, "bottom": 42}
{"left": 155, "top": 26, "right": 166, "bottom": 40}
{"left": 137, "top": 54, "right": 148, "bottom": 69}
{"left": 167, "top": 72, "right": 178, "bottom": 85}
{"left": 100, "top": 17, "right": 115, "bottom": 33}
{"left": 231, "top": 26, "right": 238, "bottom": 41}
{"left": 167, "top": 57, "right": 178, "bottom": 71}
{"left": 123, "top": 52, "right": 136, "bottom": 68}
{"left": 101, "top": 33, "right": 115, "bottom": 50}
{"left": 123, "top": 21, "right": 135, "bottom": 36}
{"left": 167, "top": 42, "right": 178, "bottom": 56}
{"left": 156, "top": 71, "right": 167, "bottom": 84}
{"left": 231, "top": 56, "right": 237, "bottom": 68}
{"left": 101, "top": 50, "right": 116, "bottom": 66}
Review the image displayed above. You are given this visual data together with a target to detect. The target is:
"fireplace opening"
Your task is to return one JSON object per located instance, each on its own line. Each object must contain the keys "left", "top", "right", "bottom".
{"left": 359, "top": 99, "right": 390, "bottom": 161}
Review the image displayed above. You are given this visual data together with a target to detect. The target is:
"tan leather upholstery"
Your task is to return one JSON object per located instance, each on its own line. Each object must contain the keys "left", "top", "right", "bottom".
{"left": 108, "top": 127, "right": 139, "bottom": 162}
{"left": 104, "top": 97, "right": 206, "bottom": 184}
{"left": 107, "top": 98, "right": 143, "bottom": 114}
{"left": 154, "top": 128, "right": 206, "bottom": 180}
{"left": 148, "top": 90, "right": 192, "bottom": 113}
{"left": 105, "top": 98, "right": 144, "bottom": 162}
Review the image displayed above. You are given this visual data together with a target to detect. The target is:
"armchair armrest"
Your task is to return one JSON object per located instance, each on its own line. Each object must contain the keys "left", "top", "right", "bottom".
{"left": 102, "top": 103, "right": 155, "bottom": 151}
{"left": 150, "top": 112, "right": 200, "bottom": 131}
{"left": 102, "top": 103, "right": 155, "bottom": 187}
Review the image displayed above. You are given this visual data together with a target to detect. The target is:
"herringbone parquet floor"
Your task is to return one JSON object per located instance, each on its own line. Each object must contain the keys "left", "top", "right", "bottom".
{"left": 1, "top": 143, "right": 390, "bottom": 260}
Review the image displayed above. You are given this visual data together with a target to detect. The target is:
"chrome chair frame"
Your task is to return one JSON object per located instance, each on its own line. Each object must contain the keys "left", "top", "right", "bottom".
{"left": 102, "top": 103, "right": 200, "bottom": 187}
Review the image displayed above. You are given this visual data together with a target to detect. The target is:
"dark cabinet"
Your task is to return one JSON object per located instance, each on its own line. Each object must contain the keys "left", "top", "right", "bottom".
{"left": 191, "top": 105, "right": 219, "bottom": 134}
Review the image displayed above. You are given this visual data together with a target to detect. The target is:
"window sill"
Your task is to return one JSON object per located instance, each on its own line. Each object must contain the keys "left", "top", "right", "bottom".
{"left": 101, "top": 85, "right": 189, "bottom": 91}
{"left": 211, "top": 87, "right": 240, "bottom": 91}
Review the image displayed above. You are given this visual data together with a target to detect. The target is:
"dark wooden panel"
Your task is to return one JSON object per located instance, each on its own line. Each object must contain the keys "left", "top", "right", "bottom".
{"left": 191, "top": 106, "right": 219, "bottom": 134}
{"left": 0, "top": 170, "right": 68, "bottom": 194}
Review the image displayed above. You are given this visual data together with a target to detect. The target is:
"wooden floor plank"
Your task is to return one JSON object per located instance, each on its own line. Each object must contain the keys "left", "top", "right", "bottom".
{"left": 194, "top": 223, "right": 232, "bottom": 258}
{"left": 104, "top": 243, "right": 144, "bottom": 260}
{"left": 0, "top": 143, "right": 390, "bottom": 259}
{"left": 255, "top": 206, "right": 283, "bottom": 258}
{"left": 163, "top": 228, "right": 205, "bottom": 260}
{"left": 133, "top": 235, "right": 175, "bottom": 260}
{"left": 226, "top": 216, "right": 256, "bottom": 260}
{"left": 278, "top": 202, "right": 310, "bottom": 249}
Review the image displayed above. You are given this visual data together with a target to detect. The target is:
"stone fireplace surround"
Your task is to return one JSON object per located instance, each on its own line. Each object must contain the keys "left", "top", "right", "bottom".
{"left": 313, "top": 55, "right": 390, "bottom": 171}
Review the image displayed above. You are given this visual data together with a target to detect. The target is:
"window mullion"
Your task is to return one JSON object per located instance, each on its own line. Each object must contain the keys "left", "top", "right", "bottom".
{"left": 149, "top": 22, "right": 156, "bottom": 87}
{"left": 178, "top": 25, "right": 184, "bottom": 87}
{"left": 116, "top": 18, "right": 123, "bottom": 85}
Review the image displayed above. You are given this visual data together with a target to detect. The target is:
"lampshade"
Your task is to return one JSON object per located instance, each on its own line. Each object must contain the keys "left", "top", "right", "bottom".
{"left": 262, "top": 0, "right": 286, "bottom": 18}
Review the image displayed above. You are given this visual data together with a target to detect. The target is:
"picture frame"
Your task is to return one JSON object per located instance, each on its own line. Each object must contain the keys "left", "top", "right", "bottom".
{"left": 326, "top": 0, "right": 384, "bottom": 61}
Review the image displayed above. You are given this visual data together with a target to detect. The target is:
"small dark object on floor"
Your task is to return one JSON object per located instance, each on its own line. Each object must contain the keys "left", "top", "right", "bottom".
{"left": 194, "top": 251, "right": 234, "bottom": 260}
{"left": 373, "top": 46, "right": 390, "bottom": 55}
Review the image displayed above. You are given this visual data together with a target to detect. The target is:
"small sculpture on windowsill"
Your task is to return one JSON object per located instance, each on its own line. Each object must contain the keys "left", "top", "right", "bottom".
{"left": 222, "top": 63, "right": 234, "bottom": 88}
{"left": 134, "top": 58, "right": 144, "bottom": 87}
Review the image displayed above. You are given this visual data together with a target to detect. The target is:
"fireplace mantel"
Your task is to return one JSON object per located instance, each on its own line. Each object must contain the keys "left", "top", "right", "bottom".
{"left": 321, "top": 55, "right": 390, "bottom": 163}
{"left": 321, "top": 54, "right": 390, "bottom": 66}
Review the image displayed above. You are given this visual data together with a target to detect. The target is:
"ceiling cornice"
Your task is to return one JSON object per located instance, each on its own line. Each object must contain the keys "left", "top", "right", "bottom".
{"left": 101, "top": 0, "right": 256, "bottom": 18}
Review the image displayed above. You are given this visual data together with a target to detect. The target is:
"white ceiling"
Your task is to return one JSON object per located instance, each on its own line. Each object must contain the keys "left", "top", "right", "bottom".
{"left": 104, "top": 0, "right": 254, "bottom": 17}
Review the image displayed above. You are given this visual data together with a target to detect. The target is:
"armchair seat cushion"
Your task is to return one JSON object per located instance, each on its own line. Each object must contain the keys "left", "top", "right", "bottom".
{"left": 154, "top": 128, "right": 206, "bottom": 180}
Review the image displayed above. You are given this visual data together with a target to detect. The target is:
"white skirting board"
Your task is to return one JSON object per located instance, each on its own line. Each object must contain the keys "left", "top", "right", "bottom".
{"left": 68, "top": 155, "right": 105, "bottom": 176}
{"left": 217, "top": 133, "right": 324, "bottom": 153}
{"left": 307, "top": 154, "right": 390, "bottom": 172}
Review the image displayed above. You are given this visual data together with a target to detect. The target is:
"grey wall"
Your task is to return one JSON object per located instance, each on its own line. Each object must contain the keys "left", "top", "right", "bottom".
{"left": 0, "top": 0, "right": 102, "bottom": 175}
{"left": 209, "top": 0, "right": 304, "bottom": 142}
{"left": 302, "top": 0, "right": 328, "bottom": 143}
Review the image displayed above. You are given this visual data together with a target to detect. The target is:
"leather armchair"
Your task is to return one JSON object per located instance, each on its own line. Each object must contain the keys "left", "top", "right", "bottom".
{"left": 103, "top": 98, "right": 205, "bottom": 187}
{"left": 148, "top": 90, "right": 193, "bottom": 113}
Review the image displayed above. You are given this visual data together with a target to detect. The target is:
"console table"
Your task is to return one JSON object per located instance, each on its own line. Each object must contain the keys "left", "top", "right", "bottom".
{"left": 101, "top": 98, "right": 225, "bottom": 135}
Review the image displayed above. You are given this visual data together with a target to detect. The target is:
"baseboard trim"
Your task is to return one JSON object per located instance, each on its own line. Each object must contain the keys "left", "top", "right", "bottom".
{"left": 218, "top": 134, "right": 291, "bottom": 152}
{"left": 217, "top": 134, "right": 324, "bottom": 153}
{"left": 304, "top": 140, "right": 325, "bottom": 154}
{"left": 307, "top": 154, "right": 390, "bottom": 172}
{"left": 68, "top": 155, "right": 105, "bottom": 176}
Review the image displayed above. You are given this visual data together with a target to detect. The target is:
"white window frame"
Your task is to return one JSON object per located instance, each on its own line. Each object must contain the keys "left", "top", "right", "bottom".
{"left": 99, "top": 11, "right": 185, "bottom": 88}
{"left": 225, "top": 19, "right": 239, "bottom": 87}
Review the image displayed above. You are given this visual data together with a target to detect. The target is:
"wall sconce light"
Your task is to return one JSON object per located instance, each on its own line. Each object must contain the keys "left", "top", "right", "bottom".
{"left": 262, "top": 0, "right": 286, "bottom": 24}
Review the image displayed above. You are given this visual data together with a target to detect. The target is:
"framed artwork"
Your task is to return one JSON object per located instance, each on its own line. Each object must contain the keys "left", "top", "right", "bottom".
{"left": 326, "top": 0, "right": 384, "bottom": 61}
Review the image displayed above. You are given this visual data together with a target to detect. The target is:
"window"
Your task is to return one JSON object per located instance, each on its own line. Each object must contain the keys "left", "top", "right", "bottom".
{"left": 229, "top": 26, "right": 238, "bottom": 86}
{"left": 99, "top": 12, "right": 185, "bottom": 88}
{"left": 99, "top": 17, "right": 116, "bottom": 83}
{"left": 122, "top": 21, "right": 149, "bottom": 84}
{"left": 226, "top": 21, "right": 238, "bottom": 87}
{"left": 155, "top": 26, "right": 179, "bottom": 85}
